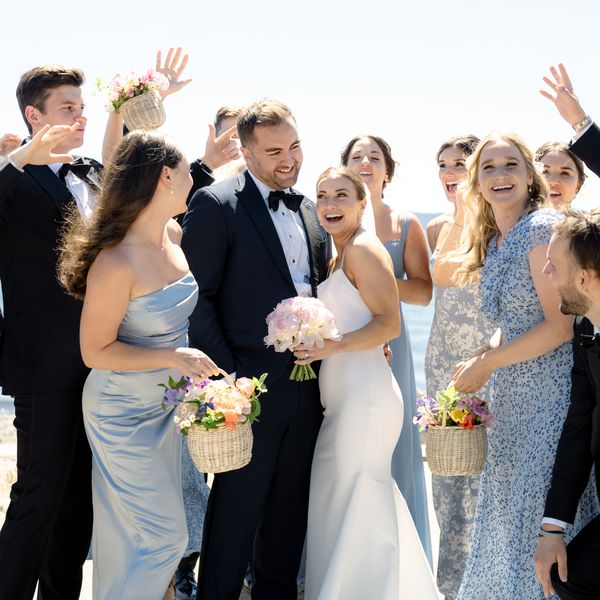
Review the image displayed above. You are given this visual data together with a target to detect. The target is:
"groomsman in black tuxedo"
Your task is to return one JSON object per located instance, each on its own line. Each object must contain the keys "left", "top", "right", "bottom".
{"left": 535, "top": 210, "right": 600, "bottom": 599}
{"left": 541, "top": 63, "right": 600, "bottom": 178}
{"left": 0, "top": 66, "right": 99, "bottom": 600}
{"left": 182, "top": 100, "right": 329, "bottom": 600}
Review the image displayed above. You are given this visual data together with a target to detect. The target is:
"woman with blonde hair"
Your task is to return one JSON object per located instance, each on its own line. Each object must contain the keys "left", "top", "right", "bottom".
{"left": 451, "top": 133, "right": 599, "bottom": 598}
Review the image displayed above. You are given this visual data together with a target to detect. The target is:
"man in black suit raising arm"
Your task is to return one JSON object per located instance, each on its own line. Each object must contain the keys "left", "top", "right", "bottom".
{"left": 182, "top": 99, "right": 329, "bottom": 600}
{"left": 535, "top": 209, "right": 600, "bottom": 599}
{"left": 541, "top": 63, "right": 600, "bottom": 178}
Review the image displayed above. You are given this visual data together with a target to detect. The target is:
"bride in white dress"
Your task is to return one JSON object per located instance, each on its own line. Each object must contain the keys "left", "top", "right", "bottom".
{"left": 294, "top": 166, "right": 438, "bottom": 600}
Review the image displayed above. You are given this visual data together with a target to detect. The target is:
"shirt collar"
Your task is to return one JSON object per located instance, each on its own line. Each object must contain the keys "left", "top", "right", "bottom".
{"left": 246, "top": 169, "right": 291, "bottom": 204}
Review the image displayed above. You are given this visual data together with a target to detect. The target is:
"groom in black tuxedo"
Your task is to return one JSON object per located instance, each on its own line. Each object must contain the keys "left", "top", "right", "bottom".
{"left": 182, "top": 99, "right": 329, "bottom": 600}
{"left": 535, "top": 210, "right": 600, "bottom": 599}
{"left": 0, "top": 66, "right": 99, "bottom": 600}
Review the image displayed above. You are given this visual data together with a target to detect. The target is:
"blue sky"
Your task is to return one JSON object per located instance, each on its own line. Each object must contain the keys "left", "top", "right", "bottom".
{"left": 2, "top": 0, "right": 599, "bottom": 212}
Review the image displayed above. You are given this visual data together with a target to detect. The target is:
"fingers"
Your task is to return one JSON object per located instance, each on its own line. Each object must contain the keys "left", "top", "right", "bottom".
{"left": 542, "top": 76, "right": 558, "bottom": 93}
{"left": 155, "top": 50, "right": 162, "bottom": 71}
{"left": 549, "top": 65, "right": 561, "bottom": 85}
{"left": 206, "top": 123, "right": 216, "bottom": 143}
{"left": 556, "top": 550, "right": 568, "bottom": 582}
{"left": 50, "top": 153, "right": 75, "bottom": 163}
{"left": 559, "top": 63, "right": 573, "bottom": 90}
{"left": 215, "top": 125, "right": 238, "bottom": 146}
{"left": 539, "top": 89, "right": 556, "bottom": 102}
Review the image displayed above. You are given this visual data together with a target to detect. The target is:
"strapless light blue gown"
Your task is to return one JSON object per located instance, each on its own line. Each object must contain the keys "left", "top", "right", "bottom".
{"left": 83, "top": 273, "right": 198, "bottom": 600}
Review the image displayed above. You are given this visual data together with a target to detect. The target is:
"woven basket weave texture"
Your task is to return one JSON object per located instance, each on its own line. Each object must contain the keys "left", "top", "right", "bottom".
{"left": 425, "top": 425, "right": 487, "bottom": 476}
{"left": 120, "top": 92, "right": 166, "bottom": 131}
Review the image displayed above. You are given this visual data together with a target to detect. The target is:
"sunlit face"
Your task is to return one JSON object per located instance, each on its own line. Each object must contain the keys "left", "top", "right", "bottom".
{"left": 27, "top": 85, "right": 86, "bottom": 151}
{"left": 543, "top": 233, "right": 590, "bottom": 315}
{"left": 438, "top": 145, "right": 468, "bottom": 202}
{"left": 345, "top": 137, "right": 388, "bottom": 193}
{"left": 169, "top": 157, "right": 194, "bottom": 215}
{"left": 477, "top": 140, "right": 532, "bottom": 213}
{"left": 539, "top": 150, "right": 580, "bottom": 208}
{"left": 241, "top": 117, "right": 302, "bottom": 190}
{"left": 316, "top": 174, "right": 366, "bottom": 236}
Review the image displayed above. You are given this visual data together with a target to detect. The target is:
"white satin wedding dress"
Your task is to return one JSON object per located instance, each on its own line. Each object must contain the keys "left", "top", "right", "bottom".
{"left": 305, "top": 268, "right": 438, "bottom": 600}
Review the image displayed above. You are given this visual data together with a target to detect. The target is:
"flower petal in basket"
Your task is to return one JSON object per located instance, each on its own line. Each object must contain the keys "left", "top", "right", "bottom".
{"left": 425, "top": 425, "right": 487, "bottom": 477}
{"left": 120, "top": 92, "right": 166, "bottom": 131}
{"left": 187, "top": 419, "right": 253, "bottom": 474}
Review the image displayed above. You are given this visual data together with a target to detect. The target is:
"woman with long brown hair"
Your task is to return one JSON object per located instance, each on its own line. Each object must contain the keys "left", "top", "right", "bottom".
{"left": 59, "top": 131, "right": 219, "bottom": 600}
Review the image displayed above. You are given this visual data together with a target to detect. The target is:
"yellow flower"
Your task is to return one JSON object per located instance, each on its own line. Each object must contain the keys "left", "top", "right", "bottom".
{"left": 449, "top": 407, "right": 467, "bottom": 424}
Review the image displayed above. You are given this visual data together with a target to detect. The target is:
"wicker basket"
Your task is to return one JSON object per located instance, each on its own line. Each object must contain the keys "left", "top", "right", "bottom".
{"left": 425, "top": 425, "right": 487, "bottom": 476}
{"left": 120, "top": 92, "right": 166, "bottom": 131}
{"left": 185, "top": 369, "right": 253, "bottom": 473}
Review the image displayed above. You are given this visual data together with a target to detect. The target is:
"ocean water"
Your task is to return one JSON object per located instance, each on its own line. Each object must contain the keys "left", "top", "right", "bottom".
{"left": 0, "top": 212, "right": 440, "bottom": 413}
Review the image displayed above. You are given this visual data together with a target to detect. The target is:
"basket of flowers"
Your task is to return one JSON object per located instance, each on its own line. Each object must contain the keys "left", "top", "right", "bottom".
{"left": 161, "top": 370, "right": 267, "bottom": 473}
{"left": 414, "top": 386, "right": 493, "bottom": 476}
{"left": 100, "top": 68, "right": 169, "bottom": 131}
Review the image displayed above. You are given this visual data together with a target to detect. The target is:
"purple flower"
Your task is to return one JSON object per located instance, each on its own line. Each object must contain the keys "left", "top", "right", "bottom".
{"left": 163, "top": 387, "right": 182, "bottom": 407}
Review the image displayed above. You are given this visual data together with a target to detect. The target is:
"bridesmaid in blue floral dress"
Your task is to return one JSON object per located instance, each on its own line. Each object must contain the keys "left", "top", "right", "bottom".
{"left": 342, "top": 135, "right": 433, "bottom": 562}
{"left": 452, "top": 133, "right": 599, "bottom": 599}
{"left": 58, "top": 132, "right": 220, "bottom": 600}
{"left": 425, "top": 135, "right": 496, "bottom": 600}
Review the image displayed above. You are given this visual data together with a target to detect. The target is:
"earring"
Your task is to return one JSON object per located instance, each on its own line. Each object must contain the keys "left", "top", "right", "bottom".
{"left": 528, "top": 185, "right": 532, "bottom": 194}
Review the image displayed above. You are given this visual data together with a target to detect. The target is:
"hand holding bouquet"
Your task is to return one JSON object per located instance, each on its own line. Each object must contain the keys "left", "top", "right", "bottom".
{"left": 264, "top": 296, "right": 341, "bottom": 381}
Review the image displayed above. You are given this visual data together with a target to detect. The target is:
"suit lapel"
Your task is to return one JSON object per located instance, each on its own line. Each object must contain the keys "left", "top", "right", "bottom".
{"left": 298, "top": 199, "right": 322, "bottom": 296}
{"left": 25, "top": 164, "right": 74, "bottom": 214}
{"left": 236, "top": 173, "right": 295, "bottom": 290}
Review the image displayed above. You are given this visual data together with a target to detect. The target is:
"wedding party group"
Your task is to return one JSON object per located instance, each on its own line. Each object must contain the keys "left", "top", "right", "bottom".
{"left": 0, "top": 46, "right": 599, "bottom": 600}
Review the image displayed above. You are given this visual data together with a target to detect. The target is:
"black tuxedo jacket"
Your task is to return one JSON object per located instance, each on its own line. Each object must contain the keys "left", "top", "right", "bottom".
{"left": 570, "top": 123, "right": 600, "bottom": 179}
{"left": 181, "top": 170, "right": 329, "bottom": 383}
{"left": 544, "top": 316, "right": 600, "bottom": 522}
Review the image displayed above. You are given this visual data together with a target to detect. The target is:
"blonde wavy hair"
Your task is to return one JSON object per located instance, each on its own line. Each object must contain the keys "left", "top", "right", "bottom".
{"left": 455, "top": 132, "right": 549, "bottom": 284}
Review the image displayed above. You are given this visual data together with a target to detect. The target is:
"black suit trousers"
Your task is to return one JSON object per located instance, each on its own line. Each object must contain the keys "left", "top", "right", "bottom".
{"left": 551, "top": 514, "right": 600, "bottom": 600}
{"left": 0, "top": 391, "right": 92, "bottom": 600}
{"left": 197, "top": 369, "right": 322, "bottom": 600}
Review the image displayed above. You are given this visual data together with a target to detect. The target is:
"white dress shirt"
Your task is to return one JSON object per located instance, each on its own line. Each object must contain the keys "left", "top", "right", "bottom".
{"left": 542, "top": 325, "right": 600, "bottom": 530}
{"left": 247, "top": 170, "right": 311, "bottom": 297}
{"left": 48, "top": 163, "right": 97, "bottom": 221}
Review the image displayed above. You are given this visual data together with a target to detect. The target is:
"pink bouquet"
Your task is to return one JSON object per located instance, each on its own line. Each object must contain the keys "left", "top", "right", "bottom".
{"left": 97, "top": 68, "right": 169, "bottom": 112}
{"left": 264, "top": 297, "right": 341, "bottom": 381}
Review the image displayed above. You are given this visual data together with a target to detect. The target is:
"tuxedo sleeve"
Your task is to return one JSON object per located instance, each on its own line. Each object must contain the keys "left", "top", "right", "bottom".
{"left": 0, "top": 158, "right": 23, "bottom": 227}
{"left": 181, "top": 188, "right": 236, "bottom": 373}
{"left": 570, "top": 123, "right": 600, "bottom": 179}
{"left": 188, "top": 159, "right": 214, "bottom": 200}
{"left": 544, "top": 324, "right": 595, "bottom": 523}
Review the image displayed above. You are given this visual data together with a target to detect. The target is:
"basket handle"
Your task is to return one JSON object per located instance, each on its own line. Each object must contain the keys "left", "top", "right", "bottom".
{"left": 217, "top": 368, "right": 236, "bottom": 388}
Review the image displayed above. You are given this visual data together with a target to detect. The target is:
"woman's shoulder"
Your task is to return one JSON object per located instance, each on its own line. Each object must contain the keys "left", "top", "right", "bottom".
{"left": 513, "top": 207, "right": 562, "bottom": 252}
{"left": 346, "top": 231, "right": 392, "bottom": 269}
{"left": 166, "top": 218, "right": 183, "bottom": 244}
{"left": 91, "top": 244, "right": 136, "bottom": 281}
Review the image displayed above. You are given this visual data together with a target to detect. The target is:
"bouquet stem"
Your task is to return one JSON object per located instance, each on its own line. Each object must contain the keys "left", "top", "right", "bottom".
{"left": 290, "top": 364, "right": 317, "bottom": 382}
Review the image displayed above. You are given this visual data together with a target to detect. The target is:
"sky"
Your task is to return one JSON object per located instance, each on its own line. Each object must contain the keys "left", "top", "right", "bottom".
{"left": 2, "top": 0, "right": 600, "bottom": 213}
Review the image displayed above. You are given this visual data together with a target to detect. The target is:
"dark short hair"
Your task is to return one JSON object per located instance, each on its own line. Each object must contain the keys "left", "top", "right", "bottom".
{"left": 16, "top": 65, "right": 85, "bottom": 133}
{"left": 340, "top": 135, "right": 397, "bottom": 190}
{"left": 214, "top": 105, "right": 242, "bottom": 136}
{"left": 535, "top": 141, "right": 586, "bottom": 193}
{"left": 436, "top": 135, "right": 480, "bottom": 163}
{"left": 237, "top": 99, "right": 294, "bottom": 147}
{"left": 554, "top": 209, "right": 600, "bottom": 277}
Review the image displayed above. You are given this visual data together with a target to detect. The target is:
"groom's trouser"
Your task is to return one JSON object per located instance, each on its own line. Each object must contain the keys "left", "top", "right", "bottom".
{"left": 551, "top": 514, "right": 600, "bottom": 600}
{"left": 197, "top": 371, "right": 322, "bottom": 600}
{"left": 0, "top": 391, "right": 93, "bottom": 600}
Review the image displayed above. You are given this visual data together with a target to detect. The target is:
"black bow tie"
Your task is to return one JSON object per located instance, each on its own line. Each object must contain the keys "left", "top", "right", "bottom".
{"left": 267, "top": 190, "right": 303, "bottom": 213}
{"left": 580, "top": 333, "right": 600, "bottom": 348}
{"left": 58, "top": 158, "right": 93, "bottom": 183}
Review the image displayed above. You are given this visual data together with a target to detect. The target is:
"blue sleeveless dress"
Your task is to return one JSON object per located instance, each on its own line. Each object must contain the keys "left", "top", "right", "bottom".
{"left": 82, "top": 273, "right": 198, "bottom": 599}
{"left": 384, "top": 216, "right": 432, "bottom": 564}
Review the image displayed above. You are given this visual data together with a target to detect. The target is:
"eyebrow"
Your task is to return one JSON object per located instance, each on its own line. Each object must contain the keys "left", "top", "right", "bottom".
{"left": 264, "top": 139, "right": 300, "bottom": 153}
{"left": 481, "top": 155, "right": 521, "bottom": 166}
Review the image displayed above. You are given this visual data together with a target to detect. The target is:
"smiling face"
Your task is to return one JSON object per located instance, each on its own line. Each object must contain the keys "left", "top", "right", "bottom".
{"left": 543, "top": 233, "right": 590, "bottom": 315}
{"left": 316, "top": 173, "right": 366, "bottom": 237}
{"left": 539, "top": 150, "right": 580, "bottom": 208}
{"left": 241, "top": 117, "right": 302, "bottom": 190}
{"left": 477, "top": 139, "right": 533, "bottom": 214}
{"left": 438, "top": 145, "right": 468, "bottom": 202}
{"left": 26, "top": 85, "right": 86, "bottom": 151}
{"left": 344, "top": 137, "right": 388, "bottom": 194}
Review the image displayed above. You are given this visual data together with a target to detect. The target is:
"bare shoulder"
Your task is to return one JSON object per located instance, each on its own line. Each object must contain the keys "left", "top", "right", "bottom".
{"left": 88, "top": 244, "right": 135, "bottom": 289}
{"left": 166, "top": 218, "right": 183, "bottom": 244}
{"left": 426, "top": 212, "right": 452, "bottom": 233}
{"left": 345, "top": 231, "right": 392, "bottom": 270}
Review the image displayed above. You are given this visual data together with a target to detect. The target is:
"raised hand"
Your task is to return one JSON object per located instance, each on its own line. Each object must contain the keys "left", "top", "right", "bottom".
{"left": 156, "top": 47, "right": 192, "bottom": 99}
{"left": 0, "top": 133, "right": 22, "bottom": 156}
{"left": 540, "top": 63, "right": 587, "bottom": 126}
{"left": 201, "top": 124, "right": 241, "bottom": 170}
{"left": 8, "top": 124, "right": 76, "bottom": 170}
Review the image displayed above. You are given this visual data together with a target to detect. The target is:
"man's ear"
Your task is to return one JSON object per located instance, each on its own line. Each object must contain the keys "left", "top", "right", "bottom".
{"left": 24, "top": 105, "right": 41, "bottom": 130}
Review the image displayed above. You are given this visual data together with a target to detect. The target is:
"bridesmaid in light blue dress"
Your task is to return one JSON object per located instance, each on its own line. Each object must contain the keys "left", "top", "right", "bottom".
{"left": 342, "top": 135, "right": 433, "bottom": 561}
{"left": 58, "top": 132, "right": 220, "bottom": 600}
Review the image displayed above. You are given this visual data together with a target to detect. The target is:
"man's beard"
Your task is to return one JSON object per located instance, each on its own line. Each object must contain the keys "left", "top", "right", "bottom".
{"left": 558, "top": 283, "right": 590, "bottom": 316}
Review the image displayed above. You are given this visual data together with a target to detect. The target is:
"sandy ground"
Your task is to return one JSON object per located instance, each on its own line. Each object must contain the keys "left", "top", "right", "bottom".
{"left": 0, "top": 414, "right": 439, "bottom": 599}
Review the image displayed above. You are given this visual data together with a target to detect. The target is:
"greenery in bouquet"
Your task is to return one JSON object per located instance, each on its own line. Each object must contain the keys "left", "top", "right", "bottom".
{"left": 414, "top": 386, "right": 493, "bottom": 431}
{"left": 96, "top": 68, "right": 169, "bottom": 112}
{"left": 160, "top": 373, "right": 268, "bottom": 436}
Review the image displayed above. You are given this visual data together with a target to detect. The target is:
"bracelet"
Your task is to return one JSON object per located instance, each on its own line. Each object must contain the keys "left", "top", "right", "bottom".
{"left": 572, "top": 115, "right": 592, "bottom": 132}
{"left": 539, "top": 527, "right": 564, "bottom": 538}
